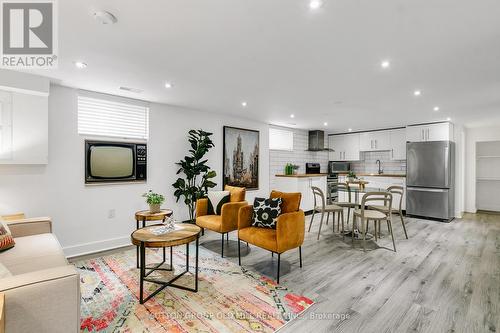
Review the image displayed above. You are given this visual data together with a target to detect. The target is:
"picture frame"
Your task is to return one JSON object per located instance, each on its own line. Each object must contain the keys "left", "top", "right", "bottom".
{"left": 223, "top": 126, "right": 259, "bottom": 190}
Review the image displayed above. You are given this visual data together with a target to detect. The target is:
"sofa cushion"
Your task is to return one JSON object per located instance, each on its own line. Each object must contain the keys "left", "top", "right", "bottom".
{"left": 224, "top": 185, "right": 246, "bottom": 202}
{"left": 270, "top": 191, "right": 301, "bottom": 213}
{"left": 0, "top": 233, "right": 68, "bottom": 275}
{"left": 0, "top": 262, "right": 12, "bottom": 278}
{"left": 0, "top": 218, "right": 15, "bottom": 252}
{"left": 196, "top": 215, "right": 223, "bottom": 232}
{"left": 239, "top": 227, "right": 277, "bottom": 252}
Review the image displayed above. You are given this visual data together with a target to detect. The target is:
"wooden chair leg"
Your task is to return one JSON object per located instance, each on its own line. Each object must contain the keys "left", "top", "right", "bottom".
{"left": 326, "top": 212, "right": 330, "bottom": 225}
{"left": 362, "top": 218, "right": 367, "bottom": 252}
{"left": 317, "top": 211, "right": 325, "bottom": 240}
{"left": 341, "top": 211, "right": 345, "bottom": 240}
{"left": 336, "top": 212, "right": 340, "bottom": 232}
{"left": 352, "top": 215, "right": 356, "bottom": 245}
{"left": 388, "top": 218, "right": 397, "bottom": 252}
{"left": 400, "top": 212, "right": 408, "bottom": 239}
{"left": 374, "top": 220, "right": 378, "bottom": 242}
{"left": 308, "top": 210, "right": 316, "bottom": 232}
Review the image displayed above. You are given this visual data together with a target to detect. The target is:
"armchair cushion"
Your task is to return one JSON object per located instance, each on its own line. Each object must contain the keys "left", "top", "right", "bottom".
{"left": 239, "top": 227, "right": 277, "bottom": 252}
{"left": 270, "top": 191, "right": 301, "bottom": 213}
{"left": 6, "top": 217, "right": 52, "bottom": 238}
{"left": 251, "top": 197, "right": 282, "bottom": 229}
{"left": 207, "top": 191, "right": 230, "bottom": 215}
{"left": 224, "top": 185, "right": 246, "bottom": 202}
{"left": 196, "top": 215, "right": 223, "bottom": 232}
{"left": 0, "top": 262, "right": 12, "bottom": 279}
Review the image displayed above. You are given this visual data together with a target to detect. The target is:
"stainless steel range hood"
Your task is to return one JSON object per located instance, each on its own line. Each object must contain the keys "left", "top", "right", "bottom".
{"left": 307, "top": 130, "right": 333, "bottom": 151}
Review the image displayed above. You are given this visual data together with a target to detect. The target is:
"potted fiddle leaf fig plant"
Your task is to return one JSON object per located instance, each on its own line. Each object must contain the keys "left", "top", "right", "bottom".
{"left": 142, "top": 190, "right": 165, "bottom": 213}
{"left": 172, "top": 129, "right": 217, "bottom": 223}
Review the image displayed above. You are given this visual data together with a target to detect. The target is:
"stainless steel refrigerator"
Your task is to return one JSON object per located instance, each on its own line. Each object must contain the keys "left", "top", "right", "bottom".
{"left": 406, "top": 141, "right": 455, "bottom": 221}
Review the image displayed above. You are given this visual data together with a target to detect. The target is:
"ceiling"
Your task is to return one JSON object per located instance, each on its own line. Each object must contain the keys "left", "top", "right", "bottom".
{"left": 25, "top": 0, "right": 500, "bottom": 132}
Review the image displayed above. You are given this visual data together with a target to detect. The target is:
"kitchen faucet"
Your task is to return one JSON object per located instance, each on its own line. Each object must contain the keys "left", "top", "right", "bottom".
{"left": 376, "top": 160, "right": 383, "bottom": 174}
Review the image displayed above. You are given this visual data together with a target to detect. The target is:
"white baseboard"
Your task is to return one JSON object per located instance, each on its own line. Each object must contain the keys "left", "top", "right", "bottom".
{"left": 63, "top": 236, "right": 131, "bottom": 258}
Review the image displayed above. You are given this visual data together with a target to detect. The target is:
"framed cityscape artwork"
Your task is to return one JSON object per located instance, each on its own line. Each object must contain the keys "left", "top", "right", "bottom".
{"left": 223, "top": 126, "right": 259, "bottom": 190}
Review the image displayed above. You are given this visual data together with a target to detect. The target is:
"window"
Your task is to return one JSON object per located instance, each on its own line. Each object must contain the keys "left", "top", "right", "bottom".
{"left": 78, "top": 95, "right": 149, "bottom": 140}
{"left": 269, "top": 127, "right": 293, "bottom": 151}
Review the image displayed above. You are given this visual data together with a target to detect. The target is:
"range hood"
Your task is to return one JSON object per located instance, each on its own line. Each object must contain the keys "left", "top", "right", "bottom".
{"left": 306, "top": 130, "right": 333, "bottom": 151}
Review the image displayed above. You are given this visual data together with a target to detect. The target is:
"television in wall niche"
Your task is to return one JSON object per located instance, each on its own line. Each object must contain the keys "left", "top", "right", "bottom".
{"left": 85, "top": 140, "right": 147, "bottom": 184}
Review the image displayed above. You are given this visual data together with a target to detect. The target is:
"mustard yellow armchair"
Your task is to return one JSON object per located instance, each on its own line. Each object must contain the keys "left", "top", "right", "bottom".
{"left": 237, "top": 191, "right": 305, "bottom": 283}
{"left": 196, "top": 185, "right": 247, "bottom": 257}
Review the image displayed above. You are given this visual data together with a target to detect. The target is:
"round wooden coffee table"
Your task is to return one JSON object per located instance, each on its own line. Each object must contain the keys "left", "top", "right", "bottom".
{"left": 131, "top": 223, "right": 201, "bottom": 304}
{"left": 134, "top": 209, "right": 173, "bottom": 268}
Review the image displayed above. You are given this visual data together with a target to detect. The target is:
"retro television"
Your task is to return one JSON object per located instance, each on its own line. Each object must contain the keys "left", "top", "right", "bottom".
{"left": 85, "top": 140, "right": 147, "bottom": 184}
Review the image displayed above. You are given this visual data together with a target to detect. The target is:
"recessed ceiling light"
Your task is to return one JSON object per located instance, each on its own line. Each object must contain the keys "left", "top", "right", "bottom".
{"left": 446, "top": 117, "right": 451, "bottom": 121}
{"left": 309, "top": 0, "right": 322, "bottom": 10}
{"left": 381, "top": 60, "right": 390, "bottom": 69}
{"left": 433, "top": 106, "right": 440, "bottom": 111}
{"left": 290, "top": 114, "right": 295, "bottom": 118}
{"left": 74, "top": 61, "right": 87, "bottom": 69}
{"left": 348, "top": 128, "right": 353, "bottom": 132}
{"left": 323, "top": 122, "right": 328, "bottom": 126}
{"left": 241, "top": 101, "right": 248, "bottom": 107}
{"left": 413, "top": 90, "right": 422, "bottom": 96}
{"left": 93, "top": 11, "right": 118, "bottom": 25}
{"left": 164, "top": 82, "right": 173, "bottom": 89}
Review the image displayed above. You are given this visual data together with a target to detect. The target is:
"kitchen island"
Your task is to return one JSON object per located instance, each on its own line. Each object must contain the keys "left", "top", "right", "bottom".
{"left": 274, "top": 174, "right": 328, "bottom": 212}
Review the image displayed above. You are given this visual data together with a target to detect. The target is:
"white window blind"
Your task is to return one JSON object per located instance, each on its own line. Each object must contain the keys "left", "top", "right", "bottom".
{"left": 269, "top": 127, "right": 294, "bottom": 151}
{"left": 78, "top": 96, "right": 149, "bottom": 140}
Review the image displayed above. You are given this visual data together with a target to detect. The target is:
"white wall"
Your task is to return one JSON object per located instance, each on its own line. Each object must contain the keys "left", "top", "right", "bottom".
{"left": 269, "top": 126, "right": 329, "bottom": 190}
{"left": 0, "top": 85, "right": 269, "bottom": 257}
{"left": 465, "top": 125, "right": 500, "bottom": 213}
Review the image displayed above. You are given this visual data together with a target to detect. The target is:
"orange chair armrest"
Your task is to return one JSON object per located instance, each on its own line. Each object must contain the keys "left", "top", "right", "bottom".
{"left": 238, "top": 205, "right": 254, "bottom": 230}
{"left": 196, "top": 198, "right": 208, "bottom": 217}
{"left": 276, "top": 210, "right": 305, "bottom": 253}
{"left": 221, "top": 201, "right": 248, "bottom": 231}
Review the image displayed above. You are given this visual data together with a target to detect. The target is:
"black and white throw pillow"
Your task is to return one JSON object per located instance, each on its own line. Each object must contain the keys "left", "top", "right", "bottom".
{"left": 252, "top": 197, "right": 282, "bottom": 229}
{"left": 207, "top": 191, "right": 230, "bottom": 215}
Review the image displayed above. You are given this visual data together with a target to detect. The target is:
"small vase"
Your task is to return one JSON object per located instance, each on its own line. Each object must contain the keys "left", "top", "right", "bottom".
{"left": 149, "top": 203, "right": 161, "bottom": 213}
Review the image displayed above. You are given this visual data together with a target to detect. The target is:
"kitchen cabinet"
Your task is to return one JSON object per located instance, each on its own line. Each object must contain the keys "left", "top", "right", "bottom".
{"left": 275, "top": 175, "right": 327, "bottom": 212}
{"left": 0, "top": 91, "right": 48, "bottom": 164}
{"left": 329, "top": 133, "right": 360, "bottom": 161}
{"left": 406, "top": 122, "right": 454, "bottom": 142}
{"left": 390, "top": 128, "right": 406, "bottom": 160}
{"left": 359, "top": 131, "right": 390, "bottom": 152}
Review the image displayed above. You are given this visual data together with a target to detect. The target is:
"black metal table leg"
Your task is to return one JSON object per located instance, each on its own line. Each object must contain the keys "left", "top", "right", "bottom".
{"left": 136, "top": 219, "right": 140, "bottom": 268}
{"left": 186, "top": 242, "right": 189, "bottom": 272}
{"left": 139, "top": 242, "right": 146, "bottom": 304}
{"left": 195, "top": 235, "right": 199, "bottom": 291}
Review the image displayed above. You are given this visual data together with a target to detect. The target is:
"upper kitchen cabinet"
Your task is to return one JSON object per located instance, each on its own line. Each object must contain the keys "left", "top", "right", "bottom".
{"left": 359, "top": 130, "right": 390, "bottom": 152}
{"left": 406, "top": 122, "right": 454, "bottom": 142}
{"left": 389, "top": 128, "right": 406, "bottom": 160}
{"left": 0, "top": 70, "right": 49, "bottom": 164}
{"left": 329, "top": 133, "right": 360, "bottom": 161}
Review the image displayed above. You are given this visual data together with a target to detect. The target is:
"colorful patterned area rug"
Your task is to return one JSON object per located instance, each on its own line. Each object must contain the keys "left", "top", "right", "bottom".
{"left": 75, "top": 246, "right": 314, "bottom": 332}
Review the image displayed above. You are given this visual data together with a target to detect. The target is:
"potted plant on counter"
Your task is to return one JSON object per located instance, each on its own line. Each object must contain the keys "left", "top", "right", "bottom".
{"left": 347, "top": 171, "right": 357, "bottom": 182}
{"left": 142, "top": 190, "right": 165, "bottom": 213}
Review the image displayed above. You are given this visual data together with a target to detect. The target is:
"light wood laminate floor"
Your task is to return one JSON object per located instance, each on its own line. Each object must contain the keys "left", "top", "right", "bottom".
{"left": 201, "top": 212, "right": 500, "bottom": 333}
{"left": 74, "top": 212, "right": 499, "bottom": 332}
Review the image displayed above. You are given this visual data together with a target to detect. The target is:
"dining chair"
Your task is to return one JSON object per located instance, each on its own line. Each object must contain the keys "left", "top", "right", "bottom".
{"left": 309, "top": 186, "right": 344, "bottom": 240}
{"left": 334, "top": 182, "right": 359, "bottom": 225}
{"left": 353, "top": 192, "right": 396, "bottom": 252}
{"left": 368, "top": 185, "right": 408, "bottom": 239}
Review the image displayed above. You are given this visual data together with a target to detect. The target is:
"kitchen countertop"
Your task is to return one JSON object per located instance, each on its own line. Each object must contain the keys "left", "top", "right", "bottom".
{"left": 275, "top": 173, "right": 328, "bottom": 178}
{"left": 337, "top": 172, "right": 406, "bottom": 178}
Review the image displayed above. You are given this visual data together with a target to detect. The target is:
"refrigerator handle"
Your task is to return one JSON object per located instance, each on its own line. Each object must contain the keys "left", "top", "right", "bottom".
{"left": 444, "top": 145, "right": 449, "bottom": 187}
